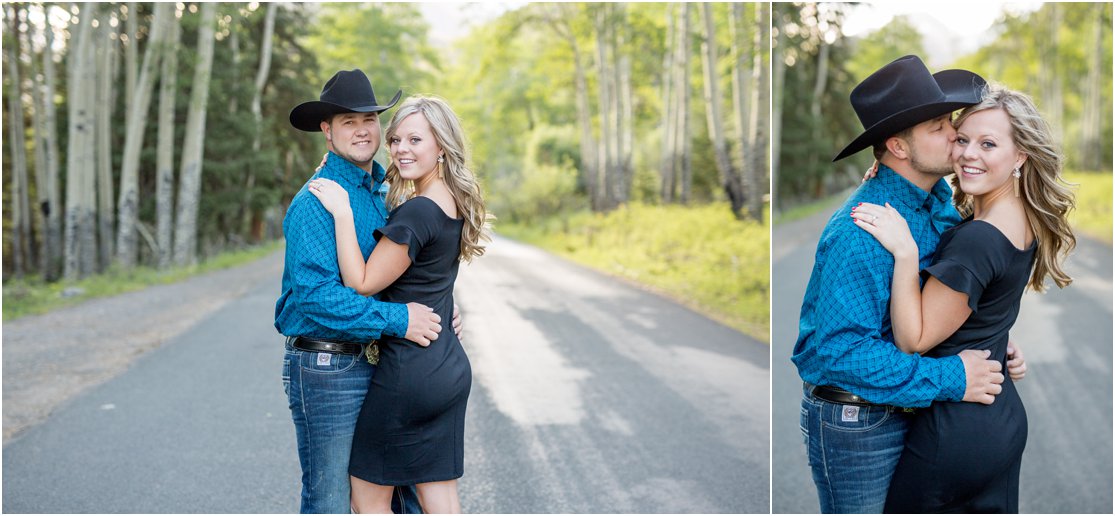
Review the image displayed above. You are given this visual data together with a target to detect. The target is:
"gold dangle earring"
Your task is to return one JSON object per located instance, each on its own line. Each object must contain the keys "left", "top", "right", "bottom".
{"left": 1012, "top": 166, "right": 1021, "bottom": 197}
{"left": 437, "top": 155, "right": 445, "bottom": 179}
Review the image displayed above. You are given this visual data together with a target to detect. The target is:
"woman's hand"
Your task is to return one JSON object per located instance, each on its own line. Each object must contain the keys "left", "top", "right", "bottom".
{"left": 307, "top": 178, "right": 351, "bottom": 216}
{"left": 862, "top": 160, "right": 880, "bottom": 183}
{"left": 315, "top": 152, "right": 328, "bottom": 173}
{"left": 851, "top": 202, "right": 917, "bottom": 258}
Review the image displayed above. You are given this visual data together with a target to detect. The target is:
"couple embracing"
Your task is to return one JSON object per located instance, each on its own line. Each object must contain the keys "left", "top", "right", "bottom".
{"left": 276, "top": 69, "right": 489, "bottom": 513}
{"left": 793, "top": 55, "right": 1076, "bottom": 513}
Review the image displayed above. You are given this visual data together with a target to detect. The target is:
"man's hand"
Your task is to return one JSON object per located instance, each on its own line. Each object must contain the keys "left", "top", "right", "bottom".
{"left": 1006, "top": 341, "right": 1027, "bottom": 381}
{"left": 452, "top": 303, "right": 463, "bottom": 341}
{"left": 959, "top": 349, "right": 1004, "bottom": 405}
{"left": 404, "top": 302, "right": 442, "bottom": 347}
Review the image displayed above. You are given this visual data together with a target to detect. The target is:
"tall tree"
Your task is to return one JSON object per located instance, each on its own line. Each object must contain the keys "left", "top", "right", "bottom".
{"left": 547, "top": 3, "right": 601, "bottom": 210}
{"left": 38, "top": 3, "right": 63, "bottom": 279}
{"left": 1080, "top": 2, "right": 1105, "bottom": 170}
{"left": 771, "top": 6, "right": 786, "bottom": 213}
{"left": 173, "top": 2, "right": 218, "bottom": 267}
{"left": 240, "top": 3, "right": 277, "bottom": 236}
{"left": 6, "top": 4, "right": 31, "bottom": 277}
{"left": 125, "top": 1, "right": 137, "bottom": 107}
{"left": 95, "top": 6, "right": 118, "bottom": 270}
{"left": 115, "top": 2, "right": 170, "bottom": 268}
{"left": 674, "top": 3, "right": 692, "bottom": 203}
{"left": 659, "top": 3, "right": 677, "bottom": 204}
{"left": 63, "top": 5, "right": 96, "bottom": 280}
{"left": 155, "top": 7, "right": 180, "bottom": 269}
{"left": 699, "top": 3, "right": 744, "bottom": 218}
{"left": 594, "top": 4, "right": 617, "bottom": 210}
{"left": 749, "top": 3, "right": 770, "bottom": 220}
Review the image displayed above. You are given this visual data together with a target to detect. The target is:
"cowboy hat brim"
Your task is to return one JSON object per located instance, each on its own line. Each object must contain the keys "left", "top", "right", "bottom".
{"left": 833, "top": 68, "right": 986, "bottom": 162}
{"left": 831, "top": 100, "right": 973, "bottom": 162}
{"left": 289, "top": 89, "right": 403, "bottom": 132}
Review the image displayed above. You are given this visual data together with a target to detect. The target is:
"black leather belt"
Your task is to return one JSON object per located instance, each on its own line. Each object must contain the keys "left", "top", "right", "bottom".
{"left": 806, "top": 382, "right": 917, "bottom": 413}
{"left": 807, "top": 382, "right": 876, "bottom": 406}
{"left": 290, "top": 336, "right": 367, "bottom": 355}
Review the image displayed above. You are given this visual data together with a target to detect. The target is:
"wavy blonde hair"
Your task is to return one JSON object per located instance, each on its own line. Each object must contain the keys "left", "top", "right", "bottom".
{"left": 384, "top": 95, "right": 492, "bottom": 262}
{"left": 950, "top": 85, "right": 1076, "bottom": 292}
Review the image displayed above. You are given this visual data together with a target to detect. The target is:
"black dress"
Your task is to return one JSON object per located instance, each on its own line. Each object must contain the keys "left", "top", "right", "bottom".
{"left": 349, "top": 196, "right": 472, "bottom": 485}
{"left": 885, "top": 219, "right": 1036, "bottom": 513}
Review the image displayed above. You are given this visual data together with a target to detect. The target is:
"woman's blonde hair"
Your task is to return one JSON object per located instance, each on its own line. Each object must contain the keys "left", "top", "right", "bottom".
{"left": 383, "top": 95, "right": 492, "bottom": 262}
{"left": 950, "top": 85, "right": 1076, "bottom": 292}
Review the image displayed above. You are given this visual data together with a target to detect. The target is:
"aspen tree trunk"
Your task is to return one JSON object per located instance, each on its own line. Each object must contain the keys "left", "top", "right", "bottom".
{"left": 809, "top": 41, "right": 829, "bottom": 197}
{"left": 594, "top": 4, "right": 616, "bottom": 211}
{"left": 551, "top": 4, "right": 600, "bottom": 211}
{"left": 156, "top": 9, "right": 180, "bottom": 269}
{"left": 96, "top": 7, "right": 117, "bottom": 271}
{"left": 676, "top": 3, "right": 692, "bottom": 204}
{"left": 1041, "top": 4, "right": 1064, "bottom": 145}
{"left": 659, "top": 3, "right": 677, "bottom": 203}
{"left": 40, "top": 4, "right": 63, "bottom": 280}
{"left": 730, "top": 3, "right": 759, "bottom": 221}
{"left": 26, "top": 13, "right": 52, "bottom": 277}
{"left": 1081, "top": 3, "right": 1104, "bottom": 169}
{"left": 115, "top": 2, "right": 170, "bottom": 269}
{"left": 6, "top": 4, "right": 31, "bottom": 277}
{"left": 242, "top": 3, "right": 277, "bottom": 238}
{"left": 125, "top": 1, "right": 137, "bottom": 107}
{"left": 63, "top": 6, "right": 95, "bottom": 280}
{"left": 749, "top": 3, "right": 770, "bottom": 220}
{"left": 173, "top": 2, "right": 218, "bottom": 267}
{"left": 771, "top": 5, "right": 785, "bottom": 216}
{"left": 616, "top": 3, "right": 633, "bottom": 205}
{"left": 78, "top": 31, "right": 98, "bottom": 277}
{"left": 700, "top": 3, "right": 745, "bottom": 218}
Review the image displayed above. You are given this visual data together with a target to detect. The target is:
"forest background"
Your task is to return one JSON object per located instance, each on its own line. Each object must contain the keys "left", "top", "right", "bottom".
{"left": 774, "top": 2, "right": 1114, "bottom": 241}
{"left": 1, "top": 2, "right": 769, "bottom": 340}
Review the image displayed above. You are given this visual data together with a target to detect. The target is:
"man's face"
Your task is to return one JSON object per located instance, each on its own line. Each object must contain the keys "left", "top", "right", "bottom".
{"left": 321, "top": 112, "right": 381, "bottom": 170}
{"left": 904, "top": 113, "right": 956, "bottom": 177}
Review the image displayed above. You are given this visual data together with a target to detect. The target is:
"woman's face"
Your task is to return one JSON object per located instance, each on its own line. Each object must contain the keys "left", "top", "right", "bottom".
{"left": 389, "top": 113, "right": 443, "bottom": 182}
{"left": 951, "top": 108, "right": 1026, "bottom": 197}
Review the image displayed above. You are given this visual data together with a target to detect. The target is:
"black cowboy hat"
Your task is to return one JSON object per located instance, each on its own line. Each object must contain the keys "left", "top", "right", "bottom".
{"left": 289, "top": 69, "right": 403, "bottom": 132}
{"left": 833, "top": 55, "right": 986, "bottom": 161}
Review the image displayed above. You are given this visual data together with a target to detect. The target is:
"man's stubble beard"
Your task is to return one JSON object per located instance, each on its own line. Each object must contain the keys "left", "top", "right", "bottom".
{"left": 908, "top": 145, "right": 953, "bottom": 177}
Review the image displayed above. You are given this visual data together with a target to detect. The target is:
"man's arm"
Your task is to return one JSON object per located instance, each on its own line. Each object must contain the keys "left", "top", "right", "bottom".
{"left": 285, "top": 196, "right": 440, "bottom": 344}
{"left": 794, "top": 221, "right": 1001, "bottom": 407}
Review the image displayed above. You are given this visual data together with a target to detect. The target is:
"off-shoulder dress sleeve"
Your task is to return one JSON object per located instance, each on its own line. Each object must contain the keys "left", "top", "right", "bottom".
{"left": 920, "top": 222, "right": 1003, "bottom": 313}
{"left": 374, "top": 197, "right": 440, "bottom": 263}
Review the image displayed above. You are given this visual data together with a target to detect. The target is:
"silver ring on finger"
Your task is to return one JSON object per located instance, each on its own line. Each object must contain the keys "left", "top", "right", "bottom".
{"left": 871, "top": 215, "right": 879, "bottom": 224}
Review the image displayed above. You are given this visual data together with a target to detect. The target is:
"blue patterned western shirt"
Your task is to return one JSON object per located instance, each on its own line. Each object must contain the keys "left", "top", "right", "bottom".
{"left": 274, "top": 151, "right": 408, "bottom": 342}
{"left": 792, "top": 165, "right": 966, "bottom": 407}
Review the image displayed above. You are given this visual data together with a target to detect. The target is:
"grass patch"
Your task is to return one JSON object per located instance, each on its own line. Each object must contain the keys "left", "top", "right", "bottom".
{"left": 498, "top": 202, "right": 770, "bottom": 342}
{"left": 2, "top": 241, "right": 284, "bottom": 321}
{"left": 1062, "top": 170, "right": 1112, "bottom": 244}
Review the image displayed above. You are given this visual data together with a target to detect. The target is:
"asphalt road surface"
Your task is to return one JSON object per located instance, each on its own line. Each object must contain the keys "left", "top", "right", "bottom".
{"left": 3, "top": 235, "right": 769, "bottom": 513}
{"left": 771, "top": 199, "right": 1113, "bottom": 514}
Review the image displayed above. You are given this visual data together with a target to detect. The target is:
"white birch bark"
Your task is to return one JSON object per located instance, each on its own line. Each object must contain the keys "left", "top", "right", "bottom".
{"left": 114, "top": 2, "right": 170, "bottom": 268}
{"left": 156, "top": 8, "right": 180, "bottom": 269}
{"left": 172, "top": 2, "right": 218, "bottom": 267}
{"left": 63, "top": 6, "right": 95, "bottom": 280}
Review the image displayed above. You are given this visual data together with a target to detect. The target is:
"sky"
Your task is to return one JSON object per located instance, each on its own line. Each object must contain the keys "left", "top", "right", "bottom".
{"left": 839, "top": 1, "right": 1046, "bottom": 67}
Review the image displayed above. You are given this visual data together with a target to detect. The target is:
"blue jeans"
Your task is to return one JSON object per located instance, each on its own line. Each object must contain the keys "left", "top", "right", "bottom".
{"left": 283, "top": 338, "right": 421, "bottom": 513}
{"left": 800, "top": 385, "right": 911, "bottom": 513}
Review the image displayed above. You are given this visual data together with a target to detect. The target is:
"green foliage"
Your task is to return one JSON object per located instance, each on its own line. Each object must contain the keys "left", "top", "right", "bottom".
{"left": 844, "top": 16, "right": 927, "bottom": 84}
{"left": 303, "top": 3, "right": 440, "bottom": 94}
{"left": 1062, "top": 170, "right": 1113, "bottom": 243}
{"left": 775, "top": 3, "right": 864, "bottom": 207}
{"left": 499, "top": 202, "right": 770, "bottom": 341}
{"left": 2, "top": 241, "right": 282, "bottom": 321}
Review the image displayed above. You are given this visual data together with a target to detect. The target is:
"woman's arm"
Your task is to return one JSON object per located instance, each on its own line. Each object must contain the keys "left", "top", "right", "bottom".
{"left": 852, "top": 202, "right": 972, "bottom": 353}
{"left": 308, "top": 178, "right": 413, "bottom": 296}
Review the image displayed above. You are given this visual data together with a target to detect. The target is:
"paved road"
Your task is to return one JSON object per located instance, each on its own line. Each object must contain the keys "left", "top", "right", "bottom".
{"left": 3, "top": 236, "right": 769, "bottom": 513}
{"left": 771, "top": 200, "right": 1113, "bottom": 514}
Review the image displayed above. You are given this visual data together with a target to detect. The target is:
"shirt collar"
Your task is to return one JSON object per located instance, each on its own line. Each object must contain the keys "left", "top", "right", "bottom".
{"left": 323, "top": 151, "right": 386, "bottom": 190}
{"left": 874, "top": 164, "right": 952, "bottom": 212}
